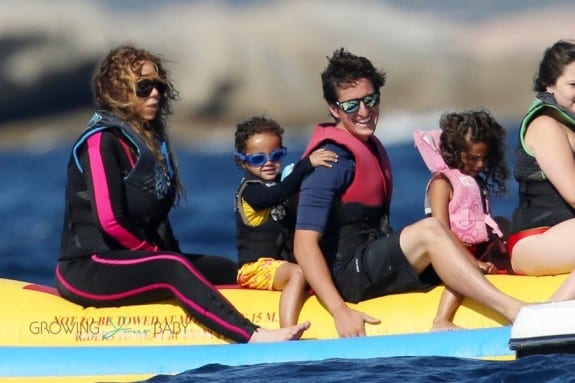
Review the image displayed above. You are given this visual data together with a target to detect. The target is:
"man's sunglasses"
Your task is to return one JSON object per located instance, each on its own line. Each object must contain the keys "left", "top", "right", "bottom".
{"left": 234, "top": 147, "right": 287, "bottom": 167}
{"left": 135, "top": 79, "right": 167, "bottom": 98}
{"left": 335, "top": 92, "right": 380, "bottom": 114}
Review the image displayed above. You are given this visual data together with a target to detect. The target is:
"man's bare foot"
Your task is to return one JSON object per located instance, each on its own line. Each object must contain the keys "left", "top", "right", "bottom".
{"left": 431, "top": 319, "right": 463, "bottom": 332}
{"left": 248, "top": 321, "right": 311, "bottom": 343}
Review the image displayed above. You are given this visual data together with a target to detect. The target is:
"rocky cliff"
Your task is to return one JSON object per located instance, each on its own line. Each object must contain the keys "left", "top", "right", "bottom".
{"left": 0, "top": 0, "right": 573, "bottom": 144}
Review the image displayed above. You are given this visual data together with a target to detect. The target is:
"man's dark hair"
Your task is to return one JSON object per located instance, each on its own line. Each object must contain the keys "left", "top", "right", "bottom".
{"left": 321, "top": 48, "right": 386, "bottom": 105}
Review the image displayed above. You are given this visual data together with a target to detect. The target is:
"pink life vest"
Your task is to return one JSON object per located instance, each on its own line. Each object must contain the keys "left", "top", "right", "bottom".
{"left": 413, "top": 129, "right": 502, "bottom": 244}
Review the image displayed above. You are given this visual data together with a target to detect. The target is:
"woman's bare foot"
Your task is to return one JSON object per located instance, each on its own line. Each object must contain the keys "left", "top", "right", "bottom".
{"left": 431, "top": 318, "right": 463, "bottom": 332}
{"left": 248, "top": 321, "right": 311, "bottom": 343}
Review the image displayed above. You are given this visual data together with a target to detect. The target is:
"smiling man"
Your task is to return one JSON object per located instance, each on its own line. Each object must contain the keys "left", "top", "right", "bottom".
{"left": 293, "top": 48, "right": 526, "bottom": 338}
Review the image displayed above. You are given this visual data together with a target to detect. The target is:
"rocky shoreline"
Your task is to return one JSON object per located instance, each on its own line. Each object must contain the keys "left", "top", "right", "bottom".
{"left": 1, "top": 1, "right": 573, "bottom": 148}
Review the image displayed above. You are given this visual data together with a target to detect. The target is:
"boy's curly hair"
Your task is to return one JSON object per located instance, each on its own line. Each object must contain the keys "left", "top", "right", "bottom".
{"left": 234, "top": 116, "right": 284, "bottom": 168}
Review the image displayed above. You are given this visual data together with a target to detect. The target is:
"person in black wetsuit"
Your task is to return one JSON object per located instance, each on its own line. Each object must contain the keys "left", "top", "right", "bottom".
{"left": 55, "top": 44, "right": 309, "bottom": 343}
{"left": 233, "top": 116, "right": 337, "bottom": 327}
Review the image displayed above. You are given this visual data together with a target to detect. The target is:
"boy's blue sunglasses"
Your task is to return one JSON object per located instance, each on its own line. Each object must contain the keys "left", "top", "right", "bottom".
{"left": 235, "top": 147, "right": 287, "bottom": 167}
{"left": 335, "top": 92, "right": 380, "bottom": 114}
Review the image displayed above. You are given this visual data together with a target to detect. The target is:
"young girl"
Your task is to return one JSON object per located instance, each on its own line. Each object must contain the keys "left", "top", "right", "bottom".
{"left": 414, "top": 109, "right": 510, "bottom": 331}
{"left": 234, "top": 116, "right": 337, "bottom": 327}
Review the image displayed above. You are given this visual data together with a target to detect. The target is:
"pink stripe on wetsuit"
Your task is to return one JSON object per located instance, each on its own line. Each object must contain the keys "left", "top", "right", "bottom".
{"left": 87, "top": 133, "right": 158, "bottom": 251}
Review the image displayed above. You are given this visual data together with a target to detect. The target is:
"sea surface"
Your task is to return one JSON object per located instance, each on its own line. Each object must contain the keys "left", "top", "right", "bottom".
{"left": 1, "top": 121, "right": 574, "bottom": 382}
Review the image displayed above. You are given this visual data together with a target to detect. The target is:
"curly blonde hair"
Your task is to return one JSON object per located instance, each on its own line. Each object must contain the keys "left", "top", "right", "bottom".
{"left": 91, "top": 44, "right": 184, "bottom": 201}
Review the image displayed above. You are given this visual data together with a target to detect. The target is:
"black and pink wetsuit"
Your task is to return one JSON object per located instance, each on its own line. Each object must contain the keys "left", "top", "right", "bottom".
{"left": 56, "top": 111, "right": 257, "bottom": 343}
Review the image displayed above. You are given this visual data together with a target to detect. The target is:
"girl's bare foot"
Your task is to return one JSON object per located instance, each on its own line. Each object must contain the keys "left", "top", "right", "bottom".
{"left": 248, "top": 321, "right": 311, "bottom": 343}
{"left": 431, "top": 318, "right": 463, "bottom": 332}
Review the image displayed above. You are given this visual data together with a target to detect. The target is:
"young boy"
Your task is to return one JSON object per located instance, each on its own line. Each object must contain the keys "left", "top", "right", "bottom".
{"left": 233, "top": 116, "right": 337, "bottom": 327}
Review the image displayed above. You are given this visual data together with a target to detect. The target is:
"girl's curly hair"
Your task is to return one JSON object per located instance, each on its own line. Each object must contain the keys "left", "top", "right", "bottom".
{"left": 439, "top": 109, "right": 509, "bottom": 196}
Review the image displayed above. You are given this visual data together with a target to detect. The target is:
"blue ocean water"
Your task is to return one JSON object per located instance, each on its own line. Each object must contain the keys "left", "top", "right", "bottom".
{"left": 1, "top": 125, "right": 574, "bottom": 382}
{"left": 142, "top": 355, "right": 575, "bottom": 383}
{"left": 0, "top": 129, "right": 520, "bottom": 286}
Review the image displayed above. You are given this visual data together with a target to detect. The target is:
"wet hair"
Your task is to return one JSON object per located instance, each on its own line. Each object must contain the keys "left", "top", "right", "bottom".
{"left": 439, "top": 109, "right": 508, "bottom": 196}
{"left": 533, "top": 39, "right": 575, "bottom": 92}
{"left": 234, "top": 116, "right": 284, "bottom": 168}
{"left": 91, "top": 44, "right": 184, "bottom": 201}
{"left": 321, "top": 48, "right": 386, "bottom": 106}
